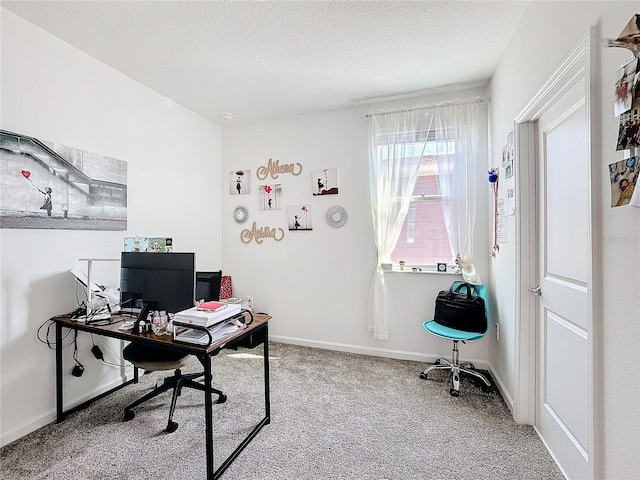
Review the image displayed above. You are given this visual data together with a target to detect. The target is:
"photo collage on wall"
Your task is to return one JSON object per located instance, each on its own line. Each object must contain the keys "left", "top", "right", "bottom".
{"left": 609, "top": 15, "right": 640, "bottom": 208}
{"left": 615, "top": 57, "right": 640, "bottom": 151}
{"left": 228, "top": 163, "right": 344, "bottom": 243}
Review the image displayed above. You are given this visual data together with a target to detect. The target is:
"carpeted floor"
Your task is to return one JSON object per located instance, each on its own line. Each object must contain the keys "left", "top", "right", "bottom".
{"left": 0, "top": 342, "right": 564, "bottom": 479}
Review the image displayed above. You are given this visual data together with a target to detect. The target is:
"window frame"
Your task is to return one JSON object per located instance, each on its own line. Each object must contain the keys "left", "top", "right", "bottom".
{"left": 380, "top": 135, "right": 457, "bottom": 272}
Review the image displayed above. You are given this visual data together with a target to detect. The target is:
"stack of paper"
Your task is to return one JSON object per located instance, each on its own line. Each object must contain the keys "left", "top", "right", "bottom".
{"left": 174, "top": 317, "right": 244, "bottom": 346}
{"left": 174, "top": 303, "right": 242, "bottom": 327}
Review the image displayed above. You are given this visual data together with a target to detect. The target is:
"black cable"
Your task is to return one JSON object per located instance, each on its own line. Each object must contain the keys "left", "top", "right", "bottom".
{"left": 36, "top": 319, "right": 74, "bottom": 349}
{"left": 71, "top": 330, "right": 84, "bottom": 376}
{"left": 73, "top": 330, "right": 82, "bottom": 365}
{"left": 90, "top": 334, "right": 133, "bottom": 368}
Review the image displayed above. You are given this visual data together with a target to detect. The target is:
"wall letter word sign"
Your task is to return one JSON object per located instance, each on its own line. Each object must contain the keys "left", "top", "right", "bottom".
{"left": 256, "top": 158, "right": 303, "bottom": 180}
{"left": 241, "top": 222, "right": 285, "bottom": 244}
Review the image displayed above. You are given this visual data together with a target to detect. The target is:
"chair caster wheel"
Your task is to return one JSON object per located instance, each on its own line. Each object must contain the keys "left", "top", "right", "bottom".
{"left": 123, "top": 409, "right": 135, "bottom": 422}
{"left": 434, "top": 359, "right": 441, "bottom": 365}
{"left": 419, "top": 372, "right": 428, "bottom": 380}
{"left": 166, "top": 421, "right": 179, "bottom": 433}
{"left": 216, "top": 394, "right": 227, "bottom": 404}
{"left": 466, "top": 363, "right": 475, "bottom": 370}
{"left": 449, "top": 388, "right": 460, "bottom": 397}
{"left": 482, "top": 385, "right": 492, "bottom": 394}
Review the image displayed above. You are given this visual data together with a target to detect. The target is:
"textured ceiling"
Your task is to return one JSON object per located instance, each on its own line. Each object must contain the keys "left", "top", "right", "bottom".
{"left": 2, "top": 1, "right": 529, "bottom": 126}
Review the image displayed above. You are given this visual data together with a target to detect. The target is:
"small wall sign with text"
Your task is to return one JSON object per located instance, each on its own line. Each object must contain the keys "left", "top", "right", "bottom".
{"left": 257, "top": 158, "right": 303, "bottom": 180}
{"left": 240, "top": 222, "right": 285, "bottom": 244}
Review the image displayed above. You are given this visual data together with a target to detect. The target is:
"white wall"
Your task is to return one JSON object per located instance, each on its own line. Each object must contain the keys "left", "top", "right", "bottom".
{"left": 0, "top": 9, "right": 223, "bottom": 446}
{"left": 488, "top": 2, "right": 640, "bottom": 478}
{"left": 221, "top": 86, "right": 490, "bottom": 362}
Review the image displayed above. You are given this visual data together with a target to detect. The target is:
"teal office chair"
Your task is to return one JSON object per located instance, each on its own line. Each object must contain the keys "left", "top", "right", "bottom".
{"left": 419, "top": 282, "right": 492, "bottom": 397}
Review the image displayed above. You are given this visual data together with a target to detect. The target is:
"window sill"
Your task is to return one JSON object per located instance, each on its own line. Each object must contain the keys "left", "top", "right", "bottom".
{"left": 382, "top": 264, "right": 462, "bottom": 275}
{"left": 387, "top": 269, "right": 462, "bottom": 275}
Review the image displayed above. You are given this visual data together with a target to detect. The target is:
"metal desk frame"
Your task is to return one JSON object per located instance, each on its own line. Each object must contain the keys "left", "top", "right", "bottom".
{"left": 53, "top": 313, "right": 271, "bottom": 479}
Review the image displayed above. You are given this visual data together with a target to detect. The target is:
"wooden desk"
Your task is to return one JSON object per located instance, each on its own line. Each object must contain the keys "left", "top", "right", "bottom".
{"left": 51, "top": 312, "right": 271, "bottom": 479}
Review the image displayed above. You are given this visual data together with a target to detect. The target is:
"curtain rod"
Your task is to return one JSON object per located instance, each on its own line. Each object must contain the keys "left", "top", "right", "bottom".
{"left": 364, "top": 97, "right": 486, "bottom": 119}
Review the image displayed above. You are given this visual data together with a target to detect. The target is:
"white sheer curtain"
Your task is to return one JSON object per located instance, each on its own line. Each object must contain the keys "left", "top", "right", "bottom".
{"left": 366, "top": 98, "right": 481, "bottom": 340}
{"left": 433, "top": 100, "right": 481, "bottom": 284}
{"left": 366, "top": 110, "right": 433, "bottom": 340}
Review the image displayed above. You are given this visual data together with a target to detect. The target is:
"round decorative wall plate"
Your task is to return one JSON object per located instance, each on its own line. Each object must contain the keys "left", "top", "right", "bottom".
{"left": 233, "top": 205, "right": 249, "bottom": 224}
{"left": 326, "top": 206, "right": 348, "bottom": 228}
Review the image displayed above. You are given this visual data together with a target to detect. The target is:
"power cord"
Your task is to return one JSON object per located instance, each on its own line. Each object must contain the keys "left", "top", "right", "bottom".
{"left": 71, "top": 330, "right": 84, "bottom": 377}
{"left": 91, "top": 344, "right": 104, "bottom": 360}
{"left": 90, "top": 334, "right": 133, "bottom": 368}
{"left": 37, "top": 319, "right": 74, "bottom": 350}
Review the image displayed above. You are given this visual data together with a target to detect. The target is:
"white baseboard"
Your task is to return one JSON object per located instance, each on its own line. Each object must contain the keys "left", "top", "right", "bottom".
{"left": 269, "top": 335, "right": 490, "bottom": 371}
{"left": 0, "top": 374, "right": 132, "bottom": 448}
{"left": 1, "top": 409, "right": 54, "bottom": 448}
{"left": 488, "top": 365, "right": 515, "bottom": 415}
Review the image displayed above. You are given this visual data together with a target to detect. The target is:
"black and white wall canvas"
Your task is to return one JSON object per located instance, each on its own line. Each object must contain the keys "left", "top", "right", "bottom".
{"left": 0, "top": 130, "right": 127, "bottom": 230}
{"left": 288, "top": 204, "right": 312, "bottom": 231}
{"left": 230, "top": 169, "right": 251, "bottom": 194}
{"left": 311, "top": 167, "right": 339, "bottom": 195}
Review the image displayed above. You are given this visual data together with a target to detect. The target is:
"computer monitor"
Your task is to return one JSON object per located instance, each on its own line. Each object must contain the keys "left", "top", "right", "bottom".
{"left": 120, "top": 252, "right": 195, "bottom": 333}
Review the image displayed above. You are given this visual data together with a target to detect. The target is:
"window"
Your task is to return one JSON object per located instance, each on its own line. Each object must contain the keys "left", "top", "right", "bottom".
{"left": 367, "top": 99, "right": 481, "bottom": 339}
{"left": 378, "top": 135, "right": 455, "bottom": 266}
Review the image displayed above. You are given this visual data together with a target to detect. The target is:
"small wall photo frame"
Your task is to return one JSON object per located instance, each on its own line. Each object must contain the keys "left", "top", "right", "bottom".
{"left": 312, "top": 167, "right": 339, "bottom": 195}
{"left": 259, "top": 184, "right": 282, "bottom": 210}
{"left": 288, "top": 205, "right": 312, "bottom": 231}
{"left": 230, "top": 170, "right": 251, "bottom": 195}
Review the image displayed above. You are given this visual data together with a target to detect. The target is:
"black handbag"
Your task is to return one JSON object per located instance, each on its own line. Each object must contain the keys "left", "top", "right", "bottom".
{"left": 433, "top": 282, "right": 487, "bottom": 333}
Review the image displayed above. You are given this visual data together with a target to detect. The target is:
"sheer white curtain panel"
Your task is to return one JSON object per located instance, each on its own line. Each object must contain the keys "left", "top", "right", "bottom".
{"left": 434, "top": 100, "right": 481, "bottom": 284}
{"left": 366, "top": 98, "right": 481, "bottom": 340}
{"left": 366, "top": 109, "right": 433, "bottom": 340}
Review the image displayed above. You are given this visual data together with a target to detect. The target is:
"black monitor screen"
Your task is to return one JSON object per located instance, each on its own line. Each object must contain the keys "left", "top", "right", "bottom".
{"left": 120, "top": 252, "right": 195, "bottom": 316}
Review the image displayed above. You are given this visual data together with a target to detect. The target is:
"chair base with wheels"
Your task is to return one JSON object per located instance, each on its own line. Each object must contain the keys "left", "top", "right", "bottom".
{"left": 419, "top": 322, "right": 492, "bottom": 396}
{"left": 419, "top": 282, "right": 492, "bottom": 397}
{"left": 123, "top": 344, "right": 226, "bottom": 433}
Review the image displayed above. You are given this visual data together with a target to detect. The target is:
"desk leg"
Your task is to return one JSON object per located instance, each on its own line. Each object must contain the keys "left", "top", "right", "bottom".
{"left": 264, "top": 324, "right": 271, "bottom": 424}
{"left": 203, "top": 354, "right": 215, "bottom": 479}
{"left": 56, "top": 322, "right": 64, "bottom": 422}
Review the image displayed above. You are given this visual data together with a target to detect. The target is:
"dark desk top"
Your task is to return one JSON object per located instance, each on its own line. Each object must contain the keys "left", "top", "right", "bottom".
{"left": 51, "top": 312, "right": 271, "bottom": 355}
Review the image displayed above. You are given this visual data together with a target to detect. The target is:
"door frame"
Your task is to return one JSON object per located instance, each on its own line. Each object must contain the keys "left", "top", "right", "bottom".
{"left": 512, "top": 26, "right": 602, "bottom": 479}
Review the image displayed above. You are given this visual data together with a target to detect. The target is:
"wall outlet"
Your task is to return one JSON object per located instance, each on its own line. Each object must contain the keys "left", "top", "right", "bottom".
{"left": 495, "top": 322, "right": 500, "bottom": 341}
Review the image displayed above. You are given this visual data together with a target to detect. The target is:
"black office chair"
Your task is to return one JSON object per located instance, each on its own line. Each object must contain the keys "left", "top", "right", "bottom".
{"left": 123, "top": 271, "right": 225, "bottom": 433}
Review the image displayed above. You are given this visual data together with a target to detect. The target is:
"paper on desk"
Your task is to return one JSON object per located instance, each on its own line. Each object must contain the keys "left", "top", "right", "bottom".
{"left": 174, "top": 319, "right": 244, "bottom": 345}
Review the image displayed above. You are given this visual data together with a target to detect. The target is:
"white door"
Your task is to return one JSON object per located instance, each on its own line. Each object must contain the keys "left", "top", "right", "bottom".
{"left": 535, "top": 76, "right": 590, "bottom": 479}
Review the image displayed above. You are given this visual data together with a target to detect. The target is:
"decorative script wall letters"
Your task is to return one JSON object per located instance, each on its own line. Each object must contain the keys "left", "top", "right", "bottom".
{"left": 256, "top": 158, "right": 303, "bottom": 180}
{"left": 241, "top": 222, "right": 285, "bottom": 244}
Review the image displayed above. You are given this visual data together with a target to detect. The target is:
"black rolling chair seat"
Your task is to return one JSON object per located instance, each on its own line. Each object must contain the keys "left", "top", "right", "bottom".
{"left": 123, "top": 343, "right": 227, "bottom": 433}
{"left": 123, "top": 270, "right": 226, "bottom": 432}
{"left": 123, "top": 343, "right": 190, "bottom": 371}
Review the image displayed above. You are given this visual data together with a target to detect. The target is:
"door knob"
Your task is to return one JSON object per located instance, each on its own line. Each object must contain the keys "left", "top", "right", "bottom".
{"left": 528, "top": 286, "right": 542, "bottom": 296}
